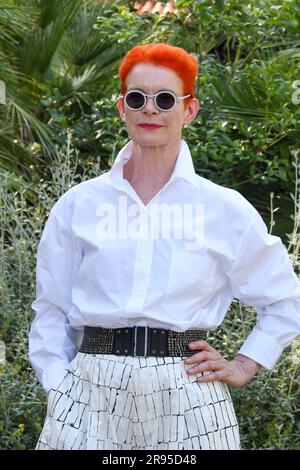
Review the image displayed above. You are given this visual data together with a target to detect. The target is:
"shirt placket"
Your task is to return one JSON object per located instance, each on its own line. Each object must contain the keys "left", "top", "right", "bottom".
{"left": 125, "top": 207, "right": 154, "bottom": 313}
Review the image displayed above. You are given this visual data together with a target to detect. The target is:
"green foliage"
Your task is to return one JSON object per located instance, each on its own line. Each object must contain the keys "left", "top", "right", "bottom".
{"left": 44, "top": 0, "right": 300, "bottom": 230}
{"left": 0, "top": 0, "right": 138, "bottom": 174}
{"left": 0, "top": 137, "right": 104, "bottom": 449}
{"left": 210, "top": 302, "right": 300, "bottom": 449}
{"left": 1, "top": 137, "right": 300, "bottom": 450}
{"left": 0, "top": 174, "right": 47, "bottom": 449}
{"left": 1, "top": 0, "right": 299, "bottom": 206}
{"left": 1, "top": 0, "right": 300, "bottom": 450}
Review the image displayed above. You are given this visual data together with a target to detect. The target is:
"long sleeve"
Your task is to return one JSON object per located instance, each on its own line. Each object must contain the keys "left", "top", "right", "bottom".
{"left": 228, "top": 206, "right": 300, "bottom": 369}
{"left": 29, "top": 204, "right": 82, "bottom": 392}
{"left": 27, "top": 140, "right": 300, "bottom": 383}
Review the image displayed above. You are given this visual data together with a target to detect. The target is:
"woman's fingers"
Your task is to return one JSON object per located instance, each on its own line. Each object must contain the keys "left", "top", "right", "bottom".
{"left": 183, "top": 340, "right": 245, "bottom": 386}
{"left": 184, "top": 340, "right": 220, "bottom": 366}
{"left": 185, "top": 357, "right": 250, "bottom": 387}
{"left": 187, "top": 339, "right": 215, "bottom": 353}
{"left": 186, "top": 358, "right": 225, "bottom": 376}
{"left": 196, "top": 370, "right": 224, "bottom": 383}
{"left": 184, "top": 350, "right": 220, "bottom": 366}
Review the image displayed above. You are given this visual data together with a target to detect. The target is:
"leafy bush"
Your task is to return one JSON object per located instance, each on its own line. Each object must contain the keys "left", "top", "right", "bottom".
{"left": 1, "top": 137, "right": 299, "bottom": 449}
{"left": 0, "top": 137, "right": 103, "bottom": 449}
{"left": 1, "top": 0, "right": 300, "bottom": 450}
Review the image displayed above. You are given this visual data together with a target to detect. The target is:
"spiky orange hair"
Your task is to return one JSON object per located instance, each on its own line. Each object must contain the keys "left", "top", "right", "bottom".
{"left": 118, "top": 43, "right": 198, "bottom": 100}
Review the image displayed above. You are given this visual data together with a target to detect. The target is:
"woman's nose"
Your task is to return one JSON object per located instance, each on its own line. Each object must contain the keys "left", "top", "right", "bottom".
{"left": 143, "top": 96, "right": 159, "bottom": 113}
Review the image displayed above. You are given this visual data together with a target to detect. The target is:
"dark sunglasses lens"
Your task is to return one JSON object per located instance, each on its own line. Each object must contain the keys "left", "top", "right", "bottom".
{"left": 126, "top": 92, "right": 145, "bottom": 109}
{"left": 156, "top": 92, "right": 175, "bottom": 110}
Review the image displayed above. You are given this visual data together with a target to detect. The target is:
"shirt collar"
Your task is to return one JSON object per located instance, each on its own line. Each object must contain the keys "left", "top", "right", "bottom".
{"left": 109, "top": 139, "right": 197, "bottom": 188}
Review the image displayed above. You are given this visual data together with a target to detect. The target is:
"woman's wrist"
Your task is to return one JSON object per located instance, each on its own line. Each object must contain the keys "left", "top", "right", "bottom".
{"left": 232, "top": 354, "right": 261, "bottom": 383}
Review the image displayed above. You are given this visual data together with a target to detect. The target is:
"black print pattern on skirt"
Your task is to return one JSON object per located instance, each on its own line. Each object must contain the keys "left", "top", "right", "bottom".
{"left": 36, "top": 353, "right": 240, "bottom": 450}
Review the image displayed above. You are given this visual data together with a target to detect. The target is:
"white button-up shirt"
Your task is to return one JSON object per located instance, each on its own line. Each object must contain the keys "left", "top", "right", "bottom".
{"left": 29, "top": 140, "right": 300, "bottom": 392}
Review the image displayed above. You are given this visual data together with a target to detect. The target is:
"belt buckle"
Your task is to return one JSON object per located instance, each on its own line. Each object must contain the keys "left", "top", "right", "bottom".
{"left": 133, "top": 326, "right": 148, "bottom": 357}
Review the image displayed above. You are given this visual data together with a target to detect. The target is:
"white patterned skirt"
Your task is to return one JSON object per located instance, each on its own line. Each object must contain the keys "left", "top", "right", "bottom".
{"left": 36, "top": 353, "right": 240, "bottom": 450}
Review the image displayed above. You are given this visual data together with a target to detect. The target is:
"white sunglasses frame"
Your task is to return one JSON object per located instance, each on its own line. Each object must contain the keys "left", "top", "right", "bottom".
{"left": 119, "top": 89, "right": 191, "bottom": 112}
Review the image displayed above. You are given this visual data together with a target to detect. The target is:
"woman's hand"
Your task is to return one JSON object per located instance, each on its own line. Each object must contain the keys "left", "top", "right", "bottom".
{"left": 184, "top": 340, "right": 261, "bottom": 388}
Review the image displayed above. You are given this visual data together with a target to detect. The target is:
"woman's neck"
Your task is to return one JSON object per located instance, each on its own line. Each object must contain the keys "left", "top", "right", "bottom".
{"left": 123, "top": 140, "right": 181, "bottom": 193}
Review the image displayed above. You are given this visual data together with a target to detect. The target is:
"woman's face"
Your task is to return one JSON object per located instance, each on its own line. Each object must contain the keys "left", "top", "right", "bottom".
{"left": 118, "top": 63, "right": 199, "bottom": 150}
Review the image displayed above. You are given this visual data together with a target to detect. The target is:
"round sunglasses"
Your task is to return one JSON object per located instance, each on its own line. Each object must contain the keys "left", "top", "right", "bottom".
{"left": 120, "top": 89, "right": 191, "bottom": 112}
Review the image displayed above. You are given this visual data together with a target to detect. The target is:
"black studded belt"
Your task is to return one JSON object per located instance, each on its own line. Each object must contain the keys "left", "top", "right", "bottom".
{"left": 78, "top": 326, "right": 207, "bottom": 357}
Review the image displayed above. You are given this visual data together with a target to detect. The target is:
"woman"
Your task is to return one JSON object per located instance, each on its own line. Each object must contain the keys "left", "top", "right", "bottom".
{"left": 29, "top": 43, "right": 300, "bottom": 450}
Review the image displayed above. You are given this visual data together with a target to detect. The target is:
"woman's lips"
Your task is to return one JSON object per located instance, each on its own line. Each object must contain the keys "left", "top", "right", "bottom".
{"left": 138, "top": 124, "right": 163, "bottom": 130}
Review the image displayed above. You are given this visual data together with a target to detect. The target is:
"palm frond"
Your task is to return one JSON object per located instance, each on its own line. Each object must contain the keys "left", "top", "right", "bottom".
{"left": 0, "top": 170, "right": 39, "bottom": 204}
{"left": 0, "top": 133, "right": 43, "bottom": 175}
{"left": 0, "top": 1, "right": 36, "bottom": 53}
{"left": 7, "top": 99, "right": 55, "bottom": 152}
{"left": 19, "top": 0, "right": 83, "bottom": 78}
{"left": 274, "top": 46, "right": 300, "bottom": 63}
{"left": 57, "top": 1, "right": 108, "bottom": 67}
{"left": 210, "top": 75, "right": 277, "bottom": 122}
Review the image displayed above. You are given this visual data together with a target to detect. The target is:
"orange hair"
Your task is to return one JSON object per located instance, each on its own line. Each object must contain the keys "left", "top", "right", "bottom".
{"left": 118, "top": 43, "right": 198, "bottom": 100}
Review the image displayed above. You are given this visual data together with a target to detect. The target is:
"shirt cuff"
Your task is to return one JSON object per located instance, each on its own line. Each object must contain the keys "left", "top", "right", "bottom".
{"left": 42, "top": 360, "right": 70, "bottom": 393}
{"left": 238, "top": 329, "right": 284, "bottom": 370}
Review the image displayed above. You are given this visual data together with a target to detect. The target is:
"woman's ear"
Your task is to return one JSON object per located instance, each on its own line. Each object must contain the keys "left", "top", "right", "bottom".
{"left": 118, "top": 98, "right": 126, "bottom": 122}
{"left": 183, "top": 98, "right": 200, "bottom": 126}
